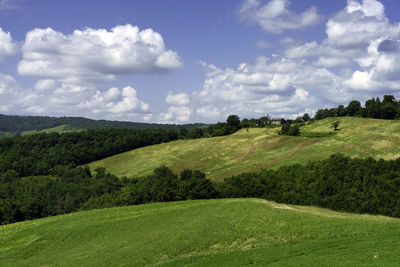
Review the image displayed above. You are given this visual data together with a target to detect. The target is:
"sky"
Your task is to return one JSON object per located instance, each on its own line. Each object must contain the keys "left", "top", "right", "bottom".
{"left": 1, "top": 0, "right": 400, "bottom": 123}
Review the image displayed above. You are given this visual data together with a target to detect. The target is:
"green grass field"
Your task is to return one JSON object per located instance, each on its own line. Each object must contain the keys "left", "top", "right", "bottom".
{"left": 89, "top": 117, "right": 400, "bottom": 181}
{"left": 20, "top": 124, "right": 81, "bottom": 136}
{"left": 0, "top": 124, "right": 82, "bottom": 139}
{"left": 1, "top": 198, "right": 399, "bottom": 266}
{"left": 0, "top": 131, "right": 14, "bottom": 138}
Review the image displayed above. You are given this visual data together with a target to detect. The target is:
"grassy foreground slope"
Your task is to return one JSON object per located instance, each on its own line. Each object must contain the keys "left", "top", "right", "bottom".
{"left": 1, "top": 199, "right": 399, "bottom": 266}
{"left": 89, "top": 117, "right": 400, "bottom": 180}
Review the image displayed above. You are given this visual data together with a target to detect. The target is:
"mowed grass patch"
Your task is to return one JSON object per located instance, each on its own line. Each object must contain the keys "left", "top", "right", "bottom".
{"left": 89, "top": 117, "right": 400, "bottom": 181}
{"left": 1, "top": 199, "right": 400, "bottom": 266}
{"left": 21, "top": 124, "right": 81, "bottom": 136}
{"left": 0, "top": 131, "right": 14, "bottom": 138}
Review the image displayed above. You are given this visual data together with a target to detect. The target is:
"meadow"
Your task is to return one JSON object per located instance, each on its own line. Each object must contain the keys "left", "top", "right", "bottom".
{"left": 1, "top": 198, "right": 399, "bottom": 266}
{"left": 0, "top": 124, "right": 81, "bottom": 138}
{"left": 20, "top": 124, "right": 81, "bottom": 136}
{"left": 89, "top": 117, "right": 400, "bottom": 181}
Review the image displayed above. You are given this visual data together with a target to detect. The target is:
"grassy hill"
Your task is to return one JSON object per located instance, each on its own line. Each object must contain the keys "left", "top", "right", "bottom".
{"left": 89, "top": 117, "right": 400, "bottom": 181}
{"left": 20, "top": 124, "right": 82, "bottom": 136}
{"left": 1, "top": 198, "right": 399, "bottom": 266}
{"left": 0, "top": 114, "right": 205, "bottom": 138}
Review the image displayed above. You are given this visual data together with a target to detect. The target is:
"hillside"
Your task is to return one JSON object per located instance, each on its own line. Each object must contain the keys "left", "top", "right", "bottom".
{"left": 0, "top": 114, "right": 205, "bottom": 138}
{"left": 89, "top": 117, "right": 400, "bottom": 180}
{"left": 1, "top": 198, "right": 399, "bottom": 266}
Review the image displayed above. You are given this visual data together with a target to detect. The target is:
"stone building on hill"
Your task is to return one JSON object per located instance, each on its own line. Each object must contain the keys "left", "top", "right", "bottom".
{"left": 271, "top": 118, "right": 286, "bottom": 125}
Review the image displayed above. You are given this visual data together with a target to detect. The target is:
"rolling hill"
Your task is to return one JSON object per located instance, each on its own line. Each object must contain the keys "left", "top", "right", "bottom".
{"left": 1, "top": 198, "right": 399, "bottom": 266}
{"left": 89, "top": 117, "right": 400, "bottom": 181}
{"left": 0, "top": 114, "right": 205, "bottom": 138}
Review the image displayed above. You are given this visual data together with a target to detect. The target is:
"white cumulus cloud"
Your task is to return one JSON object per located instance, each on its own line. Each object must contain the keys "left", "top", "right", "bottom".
{"left": 325, "top": 0, "right": 400, "bottom": 49}
{"left": 0, "top": 27, "right": 16, "bottom": 61}
{"left": 282, "top": 0, "right": 400, "bottom": 68}
{"left": 161, "top": 92, "right": 192, "bottom": 123}
{"left": 166, "top": 92, "right": 190, "bottom": 106}
{"left": 0, "top": 75, "right": 152, "bottom": 121}
{"left": 81, "top": 86, "right": 150, "bottom": 115}
{"left": 161, "top": 105, "right": 191, "bottom": 123}
{"left": 277, "top": 0, "right": 400, "bottom": 95}
{"left": 189, "top": 56, "right": 351, "bottom": 122}
{"left": 239, "top": 0, "right": 321, "bottom": 34}
{"left": 18, "top": 24, "right": 183, "bottom": 85}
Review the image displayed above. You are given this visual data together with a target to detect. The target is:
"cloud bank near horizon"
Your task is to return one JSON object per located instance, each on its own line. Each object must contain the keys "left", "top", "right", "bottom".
{"left": 163, "top": 0, "right": 400, "bottom": 123}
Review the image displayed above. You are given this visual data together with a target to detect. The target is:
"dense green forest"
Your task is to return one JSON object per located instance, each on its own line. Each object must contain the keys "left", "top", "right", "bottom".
{"left": 0, "top": 114, "right": 205, "bottom": 134}
{"left": 0, "top": 128, "right": 181, "bottom": 177}
{"left": 220, "top": 154, "right": 400, "bottom": 217}
{"left": 312, "top": 95, "right": 400, "bottom": 121}
{"left": 2, "top": 154, "right": 400, "bottom": 224}
{"left": 0, "top": 166, "right": 217, "bottom": 224}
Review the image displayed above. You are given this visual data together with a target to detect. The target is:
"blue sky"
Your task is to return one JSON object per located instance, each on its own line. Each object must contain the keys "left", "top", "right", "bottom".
{"left": 1, "top": 0, "right": 400, "bottom": 123}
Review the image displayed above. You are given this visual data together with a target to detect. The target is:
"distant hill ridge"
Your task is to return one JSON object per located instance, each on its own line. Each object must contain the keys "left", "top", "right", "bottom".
{"left": 0, "top": 114, "right": 205, "bottom": 134}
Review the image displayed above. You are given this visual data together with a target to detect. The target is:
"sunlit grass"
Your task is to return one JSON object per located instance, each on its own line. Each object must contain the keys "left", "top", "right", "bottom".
{"left": 20, "top": 124, "right": 81, "bottom": 136}
{"left": 0, "top": 131, "right": 14, "bottom": 138}
{"left": 89, "top": 117, "right": 400, "bottom": 181}
{"left": 1, "top": 199, "right": 399, "bottom": 266}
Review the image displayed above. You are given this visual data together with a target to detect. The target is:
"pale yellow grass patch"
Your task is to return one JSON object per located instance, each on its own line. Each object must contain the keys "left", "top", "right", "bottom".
{"left": 251, "top": 199, "right": 398, "bottom": 221}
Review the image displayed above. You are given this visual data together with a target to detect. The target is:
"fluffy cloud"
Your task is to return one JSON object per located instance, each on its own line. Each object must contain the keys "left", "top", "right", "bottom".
{"left": 0, "top": 75, "right": 152, "bottom": 121}
{"left": 325, "top": 0, "right": 400, "bottom": 49}
{"left": 18, "top": 24, "right": 183, "bottom": 85}
{"left": 279, "top": 0, "right": 400, "bottom": 94}
{"left": 166, "top": 92, "right": 190, "bottom": 106}
{"left": 89, "top": 0, "right": 400, "bottom": 122}
{"left": 239, "top": 0, "right": 320, "bottom": 33}
{"left": 0, "top": 74, "right": 20, "bottom": 112}
{"left": 0, "top": 27, "right": 16, "bottom": 61}
{"left": 284, "top": 41, "right": 320, "bottom": 59}
{"left": 1, "top": 24, "right": 185, "bottom": 122}
{"left": 0, "top": 74, "right": 56, "bottom": 115}
{"left": 283, "top": 0, "right": 400, "bottom": 65}
{"left": 80, "top": 86, "right": 150, "bottom": 115}
{"left": 34, "top": 79, "right": 56, "bottom": 92}
{"left": 344, "top": 40, "right": 400, "bottom": 91}
{"left": 161, "top": 106, "right": 191, "bottom": 123}
{"left": 188, "top": 56, "right": 350, "bottom": 122}
{"left": 161, "top": 92, "right": 192, "bottom": 123}
{"left": 335, "top": 0, "right": 400, "bottom": 92}
{"left": 313, "top": 57, "right": 351, "bottom": 68}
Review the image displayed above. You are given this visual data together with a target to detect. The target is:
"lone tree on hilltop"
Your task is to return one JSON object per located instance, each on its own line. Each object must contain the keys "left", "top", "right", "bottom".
{"left": 226, "top": 115, "right": 240, "bottom": 128}
{"left": 332, "top": 120, "right": 340, "bottom": 131}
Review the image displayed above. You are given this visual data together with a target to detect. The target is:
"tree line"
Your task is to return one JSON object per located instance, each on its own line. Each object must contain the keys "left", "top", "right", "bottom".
{"left": 0, "top": 166, "right": 217, "bottom": 224}
{"left": 0, "top": 128, "right": 182, "bottom": 177}
{"left": 0, "top": 114, "right": 205, "bottom": 134}
{"left": 220, "top": 154, "right": 400, "bottom": 217}
{"left": 313, "top": 95, "right": 400, "bottom": 121}
{"left": 3, "top": 154, "right": 400, "bottom": 224}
